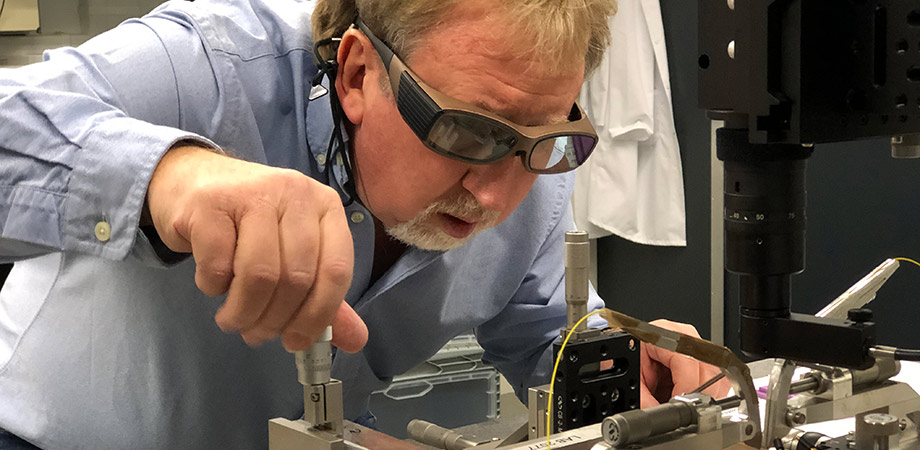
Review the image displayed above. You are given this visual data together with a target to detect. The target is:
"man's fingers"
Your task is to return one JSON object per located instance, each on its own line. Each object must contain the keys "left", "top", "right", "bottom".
{"left": 190, "top": 210, "right": 237, "bottom": 296}
{"left": 281, "top": 196, "right": 354, "bottom": 350}
{"left": 241, "top": 204, "right": 321, "bottom": 344}
{"left": 639, "top": 345, "right": 658, "bottom": 408}
{"left": 639, "top": 379, "right": 659, "bottom": 408}
{"left": 153, "top": 153, "right": 357, "bottom": 349}
{"left": 665, "top": 353, "right": 704, "bottom": 399}
{"left": 639, "top": 342, "right": 657, "bottom": 393}
{"left": 215, "top": 206, "right": 281, "bottom": 332}
{"left": 331, "top": 302, "right": 368, "bottom": 353}
{"left": 641, "top": 321, "right": 731, "bottom": 400}
{"left": 701, "top": 370, "right": 732, "bottom": 398}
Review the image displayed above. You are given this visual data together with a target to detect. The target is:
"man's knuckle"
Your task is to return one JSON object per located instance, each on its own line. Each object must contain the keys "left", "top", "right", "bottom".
{"left": 194, "top": 186, "right": 232, "bottom": 209}
{"left": 241, "top": 265, "right": 281, "bottom": 287}
{"left": 282, "top": 269, "right": 316, "bottom": 290}
{"left": 323, "top": 259, "right": 353, "bottom": 286}
{"left": 274, "top": 170, "right": 310, "bottom": 191}
{"left": 312, "top": 184, "right": 340, "bottom": 206}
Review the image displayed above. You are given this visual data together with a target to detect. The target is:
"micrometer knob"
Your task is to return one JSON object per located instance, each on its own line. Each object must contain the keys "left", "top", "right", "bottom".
{"left": 565, "top": 231, "right": 590, "bottom": 330}
{"left": 294, "top": 326, "right": 333, "bottom": 386}
{"left": 407, "top": 419, "right": 477, "bottom": 450}
{"left": 603, "top": 402, "right": 694, "bottom": 447}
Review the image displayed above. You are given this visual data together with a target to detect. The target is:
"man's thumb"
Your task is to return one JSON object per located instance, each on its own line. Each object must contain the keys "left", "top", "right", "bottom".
{"left": 331, "top": 302, "right": 368, "bottom": 353}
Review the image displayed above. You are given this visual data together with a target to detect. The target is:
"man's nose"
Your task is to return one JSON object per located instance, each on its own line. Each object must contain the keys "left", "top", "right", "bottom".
{"left": 460, "top": 155, "right": 527, "bottom": 213}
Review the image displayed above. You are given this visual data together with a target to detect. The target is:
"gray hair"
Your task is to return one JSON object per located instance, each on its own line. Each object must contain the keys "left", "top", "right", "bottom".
{"left": 311, "top": 0, "right": 617, "bottom": 77}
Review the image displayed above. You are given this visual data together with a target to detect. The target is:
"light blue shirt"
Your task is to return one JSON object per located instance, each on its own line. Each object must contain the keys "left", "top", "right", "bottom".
{"left": 0, "top": 1, "right": 605, "bottom": 448}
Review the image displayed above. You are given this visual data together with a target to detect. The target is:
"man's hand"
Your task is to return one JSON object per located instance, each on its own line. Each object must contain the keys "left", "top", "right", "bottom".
{"left": 639, "top": 319, "right": 731, "bottom": 407}
{"left": 146, "top": 145, "right": 368, "bottom": 352}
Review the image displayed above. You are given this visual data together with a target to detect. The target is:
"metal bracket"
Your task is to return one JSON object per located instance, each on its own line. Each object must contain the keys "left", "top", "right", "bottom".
{"left": 268, "top": 417, "right": 345, "bottom": 450}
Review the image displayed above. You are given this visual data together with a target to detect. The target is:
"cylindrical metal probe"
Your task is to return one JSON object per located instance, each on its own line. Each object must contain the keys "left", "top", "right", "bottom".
{"left": 407, "top": 419, "right": 478, "bottom": 450}
{"left": 294, "top": 326, "right": 333, "bottom": 386}
{"left": 602, "top": 401, "right": 696, "bottom": 447}
{"left": 565, "top": 231, "right": 590, "bottom": 330}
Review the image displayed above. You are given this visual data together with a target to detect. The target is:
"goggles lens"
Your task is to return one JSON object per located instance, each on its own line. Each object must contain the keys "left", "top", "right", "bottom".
{"left": 428, "top": 113, "right": 517, "bottom": 162}
{"left": 530, "top": 134, "right": 598, "bottom": 172}
{"left": 427, "top": 111, "right": 598, "bottom": 173}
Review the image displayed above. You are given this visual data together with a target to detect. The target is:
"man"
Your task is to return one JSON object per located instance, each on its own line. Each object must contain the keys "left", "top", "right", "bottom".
{"left": 0, "top": 0, "right": 725, "bottom": 448}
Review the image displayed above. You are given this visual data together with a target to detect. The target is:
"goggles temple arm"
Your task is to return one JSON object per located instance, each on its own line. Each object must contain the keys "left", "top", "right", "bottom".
{"left": 354, "top": 19, "right": 395, "bottom": 73}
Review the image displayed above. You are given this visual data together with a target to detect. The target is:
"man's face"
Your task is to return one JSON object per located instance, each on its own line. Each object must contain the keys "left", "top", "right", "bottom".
{"left": 345, "top": 6, "right": 586, "bottom": 250}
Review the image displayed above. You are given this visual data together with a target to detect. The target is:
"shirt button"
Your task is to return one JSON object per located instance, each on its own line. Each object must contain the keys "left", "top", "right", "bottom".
{"left": 317, "top": 154, "right": 327, "bottom": 165}
{"left": 350, "top": 211, "right": 365, "bottom": 224}
{"left": 94, "top": 221, "right": 112, "bottom": 242}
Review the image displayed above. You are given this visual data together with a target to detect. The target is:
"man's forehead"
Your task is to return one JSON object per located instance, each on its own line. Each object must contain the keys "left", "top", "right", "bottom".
{"left": 397, "top": 7, "right": 585, "bottom": 126}
{"left": 406, "top": 18, "right": 584, "bottom": 125}
{"left": 468, "top": 98, "right": 569, "bottom": 127}
{"left": 438, "top": 59, "right": 580, "bottom": 127}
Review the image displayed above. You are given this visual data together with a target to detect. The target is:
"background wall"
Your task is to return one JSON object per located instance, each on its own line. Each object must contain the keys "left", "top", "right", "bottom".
{"left": 0, "top": 0, "right": 165, "bottom": 67}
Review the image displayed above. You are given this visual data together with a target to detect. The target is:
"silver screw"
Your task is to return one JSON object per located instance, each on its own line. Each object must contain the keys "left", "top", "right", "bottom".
{"left": 728, "top": 40, "right": 736, "bottom": 59}
{"left": 786, "top": 411, "right": 807, "bottom": 426}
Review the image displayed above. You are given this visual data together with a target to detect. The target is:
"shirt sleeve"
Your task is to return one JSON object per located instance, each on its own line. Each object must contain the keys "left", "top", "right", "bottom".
{"left": 0, "top": 13, "right": 221, "bottom": 263}
{"left": 475, "top": 196, "right": 607, "bottom": 404}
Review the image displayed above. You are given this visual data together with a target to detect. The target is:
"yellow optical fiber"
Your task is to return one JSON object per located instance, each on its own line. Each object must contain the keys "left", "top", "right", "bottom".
{"left": 546, "top": 309, "right": 606, "bottom": 449}
{"left": 895, "top": 257, "right": 920, "bottom": 269}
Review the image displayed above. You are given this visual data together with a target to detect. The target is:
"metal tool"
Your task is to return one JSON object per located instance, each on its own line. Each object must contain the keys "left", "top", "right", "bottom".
{"left": 269, "top": 326, "right": 347, "bottom": 450}
{"left": 407, "top": 419, "right": 478, "bottom": 450}
{"left": 565, "top": 231, "right": 590, "bottom": 333}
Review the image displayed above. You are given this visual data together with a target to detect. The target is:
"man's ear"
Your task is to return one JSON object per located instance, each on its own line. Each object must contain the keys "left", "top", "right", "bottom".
{"left": 336, "top": 29, "right": 372, "bottom": 125}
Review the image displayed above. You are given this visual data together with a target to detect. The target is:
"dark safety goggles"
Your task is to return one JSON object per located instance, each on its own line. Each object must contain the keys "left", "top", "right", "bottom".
{"left": 354, "top": 19, "right": 599, "bottom": 174}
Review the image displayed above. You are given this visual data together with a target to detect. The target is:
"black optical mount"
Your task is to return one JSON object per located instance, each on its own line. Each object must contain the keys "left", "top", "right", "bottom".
{"left": 551, "top": 331, "right": 640, "bottom": 433}
{"left": 695, "top": 0, "right": 920, "bottom": 369}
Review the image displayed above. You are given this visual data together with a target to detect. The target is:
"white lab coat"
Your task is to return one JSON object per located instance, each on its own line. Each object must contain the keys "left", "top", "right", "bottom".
{"left": 573, "top": 0, "right": 687, "bottom": 246}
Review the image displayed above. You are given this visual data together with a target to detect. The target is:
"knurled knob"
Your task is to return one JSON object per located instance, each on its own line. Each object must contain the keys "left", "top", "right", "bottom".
{"left": 864, "top": 413, "right": 899, "bottom": 436}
